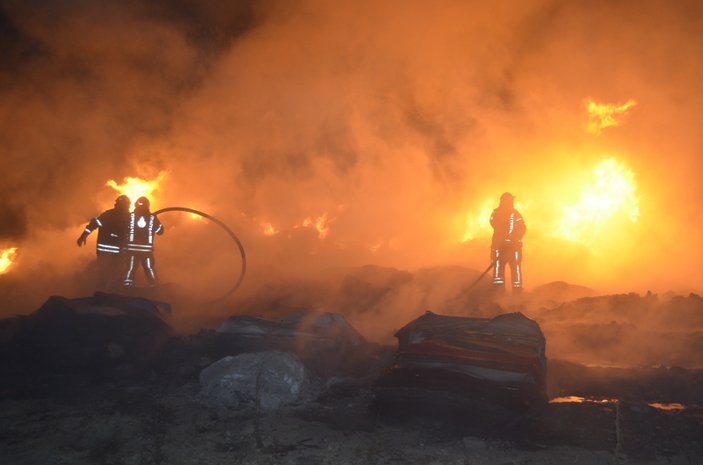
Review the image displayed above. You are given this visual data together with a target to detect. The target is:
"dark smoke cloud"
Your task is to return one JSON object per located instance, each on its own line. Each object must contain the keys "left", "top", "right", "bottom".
{"left": 0, "top": 202, "right": 26, "bottom": 240}
{"left": 0, "top": 0, "right": 257, "bottom": 228}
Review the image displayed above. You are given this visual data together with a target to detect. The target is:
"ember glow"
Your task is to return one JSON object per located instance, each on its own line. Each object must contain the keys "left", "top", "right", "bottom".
{"left": 299, "top": 214, "right": 332, "bottom": 240}
{"left": 0, "top": 247, "right": 18, "bottom": 274}
{"left": 261, "top": 222, "right": 279, "bottom": 236}
{"left": 649, "top": 403, "right": 687, "bottom": 411}
{"left": 550, "top": 396, "right": 615, "bottom": 404}
{"left": 106, "top": 172, "right": 167, "bottom": 209}
{"left": 586, "top": 98, "right": 637, "bottom": 135}
{"left": 555, "top": 158, "right": 639, "bottom": 247}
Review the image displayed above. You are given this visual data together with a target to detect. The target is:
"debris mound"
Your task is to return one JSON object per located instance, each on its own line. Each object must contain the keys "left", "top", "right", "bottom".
{"left": 1, "top": 292, "right": 172, "bottom": 388}
{"left": 375, "top": 311, "right": 547, "bottom": 417}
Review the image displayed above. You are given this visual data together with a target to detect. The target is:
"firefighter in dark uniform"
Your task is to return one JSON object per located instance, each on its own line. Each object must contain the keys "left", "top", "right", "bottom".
{"left": 77, "top": 194, "right": 131, "bottom": 291}
{"left": 490, "top": 192, "right": 526, "bottom": 291}
{"left": 123, "top": 196, "right": 164, "bottom": 287}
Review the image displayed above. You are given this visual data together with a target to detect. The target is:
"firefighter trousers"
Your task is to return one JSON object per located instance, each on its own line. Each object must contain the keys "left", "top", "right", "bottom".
{"left": 492, "top": 245, "right": 523, "bottom": 290}
{"left": 123, "top": 252, "right": 158, "bottom": 287}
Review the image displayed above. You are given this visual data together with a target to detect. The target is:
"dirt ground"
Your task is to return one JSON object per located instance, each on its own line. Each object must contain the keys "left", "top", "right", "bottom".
{"left": 2, "top": 360, "right": 702, "bottom": 465}
{"left": 2, "top": 287, "right": 703, "bottom": 465}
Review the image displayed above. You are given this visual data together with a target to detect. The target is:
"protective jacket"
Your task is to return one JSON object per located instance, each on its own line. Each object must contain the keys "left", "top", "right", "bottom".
{"left": 490, "top": 208, "right": 526, "bottom": 249}
{"left": 125, "top": 212, "right": 164, "bottom": 254}
{"left": 83, "top": 208, "right": 130, "bottom": 255}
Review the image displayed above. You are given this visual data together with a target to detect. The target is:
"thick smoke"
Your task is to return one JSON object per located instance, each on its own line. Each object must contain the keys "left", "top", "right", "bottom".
{"left": 1, "top": 0, "right": 702, "bottom": 365}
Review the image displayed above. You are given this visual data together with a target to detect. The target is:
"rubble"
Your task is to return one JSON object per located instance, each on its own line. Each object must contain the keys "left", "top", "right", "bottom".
{"left": 0, "top": 293, "right": 172, "bottom": 387}
{"left": 1, "top": 292, "right": 703, "bottom": 463}
{"left": 199, "top": 351, "right": 309, "bottom": 411}
{"left": 538, "top": 292, "right": 703, "bottom": 368}
{"left": 207, "top": 310, "right": 390, "bottom": 378}
{"left": 375, "top": 311, "right": 547, "bottom": 414}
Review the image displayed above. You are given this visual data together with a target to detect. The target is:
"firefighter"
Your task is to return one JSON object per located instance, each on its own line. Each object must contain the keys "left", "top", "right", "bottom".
{"left": 490, "top": 192, "right": 526, "bottom": 291}
{"left": 123, "top": 196, "right": 164, "bottom": 287}
{"left": 77, "top": 194, "right": 131, "bottom": 291}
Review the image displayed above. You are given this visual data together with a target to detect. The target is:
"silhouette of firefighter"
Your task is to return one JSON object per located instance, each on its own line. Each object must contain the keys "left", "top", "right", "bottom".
{"left": 123, "top": 196, "right": 164, "bottom": 287}
{"left": 490, "top": 192, "right": 526, "bottom": 291}
{"left": 77, "top": 194, "right": 131, "bottom": 291}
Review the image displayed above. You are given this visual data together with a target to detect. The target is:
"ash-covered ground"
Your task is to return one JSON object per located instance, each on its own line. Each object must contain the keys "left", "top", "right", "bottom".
{"left": 2, "top": 266, "right": 702, "bottom": 465}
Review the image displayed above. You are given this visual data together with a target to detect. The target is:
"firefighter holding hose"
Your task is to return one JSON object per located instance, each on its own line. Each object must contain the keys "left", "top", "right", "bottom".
{"left": 123, "top": 196, "right": 164, "bottom": 287}
{"left": 490, "top": 192, "right": 526, "bottom": 292}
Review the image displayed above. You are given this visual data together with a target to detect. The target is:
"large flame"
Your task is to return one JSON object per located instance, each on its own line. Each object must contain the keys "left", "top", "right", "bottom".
{"left": 586, "top": 98, "right": 637, "bottom": 135}
{"left": 457, "top": 158, "right": 639, "bottom": 253}
{"left": 106, "top": 172, "right": 166, "bottom": 209}
{"left": 460, "top": 199, "right": 497, "bottom": 243}
{"left": 0, "top": 247, "right": 18, "bottom": 274}
{"left": 555, "top": 158, "right": 639, "bottom": 246}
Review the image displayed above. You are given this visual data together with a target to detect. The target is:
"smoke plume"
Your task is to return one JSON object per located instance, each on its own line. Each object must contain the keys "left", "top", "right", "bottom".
{"left": 1, "top": 1, "right": 702, "bottom": 365}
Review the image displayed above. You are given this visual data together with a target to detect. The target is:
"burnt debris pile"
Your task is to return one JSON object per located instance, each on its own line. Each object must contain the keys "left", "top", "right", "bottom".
{"left": 0, "top": 293, "right": 547, "bottom": 416}
{"left": 374, "top": 311, "right": 547, "bottom": 419}
{"left": 3, "top": 290, "right": 703, "bottom": 419}
{"left": 204, "top": 311, "right": 388, "bottom": 378}
{"left": 1, "top": 293, "right": 172, "bottom": 390}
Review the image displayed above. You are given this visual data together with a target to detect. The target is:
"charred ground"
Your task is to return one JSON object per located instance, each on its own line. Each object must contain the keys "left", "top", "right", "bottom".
{"left": 1, "top": 272, "right": 702, "bottom": 465}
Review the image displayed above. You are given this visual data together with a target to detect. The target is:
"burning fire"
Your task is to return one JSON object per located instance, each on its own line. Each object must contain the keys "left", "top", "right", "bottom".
{"left": 0, "top": 247, "right": 18, "bottom": 274}
{"left": 555, "top": 158, "right": 639, "bottom": 246}
{"left": 586, "top": 98, "right": 637, "bottom": 135}
{"left": 299, "top": 213, "right": 332, "bottom": 239}
{"left": 460, "top": 199, "right": 497, "bottom": 243}
{"left": 261, "top": 221, "right": 279, "bottom": 236}
{"left": 458, "top": 158, "right": 639, "bottom": 251}
{"left": 106, "top": 172, "right": 166, "bottom": 208}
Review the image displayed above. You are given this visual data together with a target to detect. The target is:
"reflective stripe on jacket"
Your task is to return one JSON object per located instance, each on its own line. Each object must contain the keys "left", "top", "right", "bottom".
{"left": 83, "top": 208, "right": 130, "bottom": 255}
{"left": 126, "top": 212, "right": 163, "bottom": 253}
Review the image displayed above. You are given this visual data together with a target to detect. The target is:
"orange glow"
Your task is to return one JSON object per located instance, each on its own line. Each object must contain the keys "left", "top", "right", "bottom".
{"left": 649, "top": 403, "right": 686, "bottom": 411}
{"left": 300, "top": 213, "right": 332, "bottom": 239}
{"left": 0, "top": 247, "right": 18, "bottom": 274}
{"left": 261, "top": 221, "right": 279, "bottom": 236}
{"left": 586, "top": 98, "right": 637, "bottom": 135}
{"left": 106, "top": 172, "right": 166, "bottom": 209}
{"left": 550, "top": 396, "right": 615, "bottom": 404}
{"left": 459, "top": 198, "right": 527, "bottom": 244}
{"left": 460, "top": 199, "right": 496, "bottom": 243}
{"left": 555, "top": 158, "right": 639, "bottom": 246}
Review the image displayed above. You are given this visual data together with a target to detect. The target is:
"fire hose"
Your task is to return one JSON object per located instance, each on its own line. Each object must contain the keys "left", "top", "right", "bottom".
{"left": 465, "top": 244, "right": 519, "bottom": 293}
{"left": 153, "top": 206, "right": 246, "bottom": 302}
{"left": 464, "top": 260, "right": 496, "bottom": 293}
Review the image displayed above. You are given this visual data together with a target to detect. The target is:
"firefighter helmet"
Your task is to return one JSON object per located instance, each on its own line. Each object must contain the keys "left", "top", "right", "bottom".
{"left": 114, "top": 195, "right": 131, "bottom": 210}
{"left": 135, "top": 196, "right": 150, "bottom": 211}
{"left": 499, "top": 192, "right": 514, "bottom": 208}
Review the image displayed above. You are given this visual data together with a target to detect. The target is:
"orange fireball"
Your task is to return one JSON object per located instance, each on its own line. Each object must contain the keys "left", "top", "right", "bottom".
{"left": 555, "top": 158, "right": 639, "bottom": 246}
{"left": 0, "top": 247, "right": 18, "bottom": 274}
